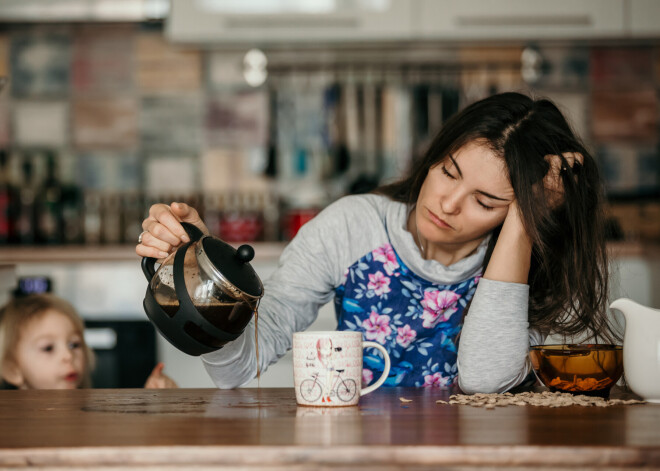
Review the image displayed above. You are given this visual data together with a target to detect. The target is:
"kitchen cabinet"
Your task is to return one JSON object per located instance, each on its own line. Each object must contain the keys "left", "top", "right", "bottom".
{"left": 166, "top": 0, "right": 414, "bottom": 44}
{"left": 418, "top": 0, "right": 626, "bottom": 40}
{"left": 0, "top": 0, "right": 168, "bottom": 21}
{"left": 628, "top": 0, "right": 660, "bottom": 36}
{"left": 166, "top": 0, "right": 631, "bottom": 45}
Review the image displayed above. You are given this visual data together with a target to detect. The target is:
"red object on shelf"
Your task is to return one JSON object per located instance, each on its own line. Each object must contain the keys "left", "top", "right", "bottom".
{"left": 219, "top": 212, "right": 264, "bottom": 242}
{"left": 284, "top": 208, "right": 319, "bottom": 240}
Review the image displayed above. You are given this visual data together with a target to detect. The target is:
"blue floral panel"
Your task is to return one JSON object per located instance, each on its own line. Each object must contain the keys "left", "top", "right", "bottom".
{"left": 334, "top": 243, "right": 481, "bottom": 388}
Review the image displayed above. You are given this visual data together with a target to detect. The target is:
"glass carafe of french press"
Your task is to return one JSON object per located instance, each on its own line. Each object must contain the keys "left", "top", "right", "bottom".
{"left": 141, "top": 223, "right": 263, "bottom": 356}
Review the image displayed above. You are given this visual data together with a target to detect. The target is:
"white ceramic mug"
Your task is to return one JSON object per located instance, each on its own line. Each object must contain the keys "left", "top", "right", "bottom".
{"left": 293, "top": 331, "right": 391, "bottom": 407}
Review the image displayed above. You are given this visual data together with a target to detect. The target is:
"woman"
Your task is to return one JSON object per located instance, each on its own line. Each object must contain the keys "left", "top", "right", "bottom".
{"left": 136, "top": 92, "right": 617, "bottom": 393}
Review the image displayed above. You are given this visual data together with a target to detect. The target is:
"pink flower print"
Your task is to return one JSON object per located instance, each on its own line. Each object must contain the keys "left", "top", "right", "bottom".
{"left": 363, "top": 311, "right": 392, "bottom": 344}
{"left": 396, "top": 325, "right": 417, "bottom": 348}
{"left": 372, "top": 244, "right": 399, "bottom": 275}
{"left": 421, "top": 289, "right": 460, "bottom": 329}
{"left": 423, "top": 372, "right": 453, "bottom": 388}
{"left": 367, "top": 271, "right": 391, "bottom": 296}
{"left": 362, "top": 369, "right": 373, "bottom": 387}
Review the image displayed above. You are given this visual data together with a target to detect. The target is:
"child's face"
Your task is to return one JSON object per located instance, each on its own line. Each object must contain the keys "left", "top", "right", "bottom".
{"left": 8, "top": 309, "right": 86, "bottom": 389}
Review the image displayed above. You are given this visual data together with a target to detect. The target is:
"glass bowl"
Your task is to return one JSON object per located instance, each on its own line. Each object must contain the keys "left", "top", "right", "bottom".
{"left": 529, "top": 344, "right": 623, "bottom": 398}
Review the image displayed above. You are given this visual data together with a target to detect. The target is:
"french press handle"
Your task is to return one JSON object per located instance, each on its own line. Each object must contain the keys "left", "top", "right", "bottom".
{"left": 141, "top": 222, "right": 205, "bottom": 281}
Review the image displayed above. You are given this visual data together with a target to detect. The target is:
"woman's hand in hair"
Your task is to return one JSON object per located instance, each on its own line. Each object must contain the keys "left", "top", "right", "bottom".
{"left": 542, "top": 152, "right": 583, "bottom": 208}
{"left": 485, "top": 199, "right": 533, "bottom": 284}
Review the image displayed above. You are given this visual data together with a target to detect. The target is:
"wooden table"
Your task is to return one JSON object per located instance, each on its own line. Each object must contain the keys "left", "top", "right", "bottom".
{"left": 1, "top": 387, "right": 659, "bottom": 470}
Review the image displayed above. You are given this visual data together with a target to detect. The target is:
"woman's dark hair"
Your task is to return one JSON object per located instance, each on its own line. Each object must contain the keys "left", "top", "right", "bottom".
{"left": 376, "top": 92, "right": 618, "bottom": 343}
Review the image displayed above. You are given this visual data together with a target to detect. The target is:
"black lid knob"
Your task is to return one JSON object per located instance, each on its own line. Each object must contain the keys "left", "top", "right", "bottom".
{"left": 236, "top": 245, "right": 254, "bottom": 263}
{"left": 201, "top": 238, "right": 263, "bottom": 298}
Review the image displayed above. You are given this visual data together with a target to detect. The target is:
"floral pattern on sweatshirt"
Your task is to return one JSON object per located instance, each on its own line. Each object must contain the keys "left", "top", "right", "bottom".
{"left": 335, "top": 243, "right": 481, "bottom": 388}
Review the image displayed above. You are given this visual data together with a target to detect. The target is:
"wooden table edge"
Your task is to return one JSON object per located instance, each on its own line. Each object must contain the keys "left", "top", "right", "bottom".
{"left": 1, "top": 445, "right": 659, "bottom": 468}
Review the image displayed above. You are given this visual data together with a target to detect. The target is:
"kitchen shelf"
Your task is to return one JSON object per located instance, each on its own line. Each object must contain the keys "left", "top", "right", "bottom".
{"left": 0, "top": 242, "right": 288, "bottom": 264}
{"left": 0, "top": 241, "right": 656, "bottom": 265}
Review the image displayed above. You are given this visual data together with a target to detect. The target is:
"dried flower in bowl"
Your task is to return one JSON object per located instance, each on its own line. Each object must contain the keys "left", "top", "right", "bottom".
{"left": 529, "top": 344, "right": 623, "bottom": 398}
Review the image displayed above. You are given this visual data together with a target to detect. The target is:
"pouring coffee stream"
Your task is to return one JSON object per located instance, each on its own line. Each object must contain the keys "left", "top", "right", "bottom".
{"left": 142, "top": 222, "right": 263, "bottom": 357}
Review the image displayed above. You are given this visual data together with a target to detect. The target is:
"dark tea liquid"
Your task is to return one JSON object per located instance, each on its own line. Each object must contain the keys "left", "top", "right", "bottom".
{"left": 161, "top": 302, "right": 253, "bottom": 332}
{"left": 530, "top": 346, "right": 623, "bottom": 398}
{"left": 158, "top": 300, "right": 259, "bottom": 384}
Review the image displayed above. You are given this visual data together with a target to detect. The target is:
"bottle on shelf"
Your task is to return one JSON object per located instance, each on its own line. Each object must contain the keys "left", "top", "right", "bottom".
{"left": 218, "top": 192, "right": 243, "bottom": 242}
{"left": 35, "top": 150, "right": 63, "bottom": 244}
{"left": 0, "top": 149, "right": 17, "bottom": 244}
{"left": 202, "top": 193, "right": 223, "bottom": 238}
{"left": 16, "top": 154, "right": 36, "bottom": 244}
{"left": 83, "top": 192, "right": 102, "bottom": 245}
{"left": 280, "top": 148, "right": 328, "bottom": 241}
{"left": 101, "top": 193, "right": 122, "bottom": 245}
{"left": 243, "top": 191, "right": 265, "bottom": 242}
{"left": 122, "top": 192, "right": 143, "bottom": 245}
{"left": 61, "top": 184, "right": 83, "bottom": 244}
{"left": 262, "top": 191, "right": 280, "bottom": 242}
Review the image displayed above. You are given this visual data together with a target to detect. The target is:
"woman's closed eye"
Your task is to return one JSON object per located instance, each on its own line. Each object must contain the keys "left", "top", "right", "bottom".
{"left": 476, "top": 200, "right": 495, "bottom": 211}
{"left": 443, "top": 165, "right": 496, "bottom": 210}
{"left": 442, "top": 166, "right": 456, "bottom": 179}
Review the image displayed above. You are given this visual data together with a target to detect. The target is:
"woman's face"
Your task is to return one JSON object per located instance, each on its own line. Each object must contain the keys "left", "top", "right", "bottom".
{"left": 6, "top": 310, "right": 86, "bottom": 390}
{"left": 416, "top": 140, "right": 515, "bottom": 250}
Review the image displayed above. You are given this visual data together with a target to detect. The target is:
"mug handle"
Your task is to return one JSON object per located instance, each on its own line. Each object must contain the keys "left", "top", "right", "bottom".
{"left": 360, "top": 341, "right": 391, "bottom": 396}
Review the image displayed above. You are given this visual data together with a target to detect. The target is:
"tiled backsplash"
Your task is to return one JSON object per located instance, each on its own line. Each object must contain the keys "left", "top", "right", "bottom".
{"left": 0, "top": 24, "right": 658, "bottom": 243}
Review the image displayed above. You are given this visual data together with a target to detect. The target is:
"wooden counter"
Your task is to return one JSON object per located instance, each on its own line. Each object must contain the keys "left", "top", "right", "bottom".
{"left": 1, "top": 387, "right": 659, "bottom": 469}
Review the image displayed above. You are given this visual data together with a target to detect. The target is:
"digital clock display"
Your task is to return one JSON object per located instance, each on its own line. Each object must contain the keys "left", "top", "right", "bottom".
{"left": 17, "top": 277, "right": 52, "bottom": 295}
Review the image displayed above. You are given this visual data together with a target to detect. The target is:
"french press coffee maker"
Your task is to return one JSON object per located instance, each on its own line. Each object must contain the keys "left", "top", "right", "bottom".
{"left": 141, "top": 223, "right": 263, "bottom": 356}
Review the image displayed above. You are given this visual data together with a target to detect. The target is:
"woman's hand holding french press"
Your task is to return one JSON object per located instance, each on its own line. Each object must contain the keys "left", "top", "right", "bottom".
{"left": 135, "top": 202, "right": 209, "bottom": 260}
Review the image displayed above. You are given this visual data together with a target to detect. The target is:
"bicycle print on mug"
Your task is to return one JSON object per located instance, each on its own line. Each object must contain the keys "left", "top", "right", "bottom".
{"left": 293, "top": 331, "right": 391, "bottom": 407}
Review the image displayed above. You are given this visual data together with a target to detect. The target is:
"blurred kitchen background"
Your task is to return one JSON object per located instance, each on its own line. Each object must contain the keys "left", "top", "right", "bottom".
{"left": 0, "top": 0, "right": 659, "bottom": 388}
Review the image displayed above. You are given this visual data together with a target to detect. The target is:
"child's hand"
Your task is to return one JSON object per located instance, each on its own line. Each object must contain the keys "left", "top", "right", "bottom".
{"left": 144, "top": 362, "right": 178, "bottom": 389}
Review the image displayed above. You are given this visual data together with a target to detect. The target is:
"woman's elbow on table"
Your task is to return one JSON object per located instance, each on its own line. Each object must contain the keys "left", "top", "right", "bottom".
{"left": 457, "top": 360, "right": 528, "bottom": 394}
{"left": 457, "top": 375, "right": 511, "bottom": 395}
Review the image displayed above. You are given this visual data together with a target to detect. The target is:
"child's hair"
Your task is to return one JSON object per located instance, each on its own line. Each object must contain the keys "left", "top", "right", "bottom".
{"left": 0, "top": 294, "right": 95, "bottom": 389}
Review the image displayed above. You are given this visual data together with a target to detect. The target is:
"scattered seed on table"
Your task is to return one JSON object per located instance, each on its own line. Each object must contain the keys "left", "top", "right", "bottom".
{"left": 438, "top": 391, "right": 646, "bottom": 408}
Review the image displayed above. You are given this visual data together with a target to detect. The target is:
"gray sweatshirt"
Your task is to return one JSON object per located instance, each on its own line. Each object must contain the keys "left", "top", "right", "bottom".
{"left": 202, "top": 194, "right": 544, "bottom": 392}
